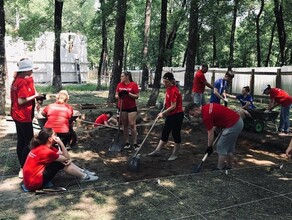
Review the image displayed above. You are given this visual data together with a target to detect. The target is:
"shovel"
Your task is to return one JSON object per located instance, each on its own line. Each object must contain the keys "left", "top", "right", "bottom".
{"left": 127, "top": 116, "right": 160, "bottom": 173}
{"left": 192, "top": 129, "right": 223, "bottom": 173}
{"left": 109, "top": 98, "right": 124, "bottom": 153}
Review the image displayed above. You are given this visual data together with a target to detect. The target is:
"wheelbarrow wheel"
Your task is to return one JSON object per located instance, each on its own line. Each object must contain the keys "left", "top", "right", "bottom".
{"left": 254, "top": 120, "right": 264, "bottom": 133}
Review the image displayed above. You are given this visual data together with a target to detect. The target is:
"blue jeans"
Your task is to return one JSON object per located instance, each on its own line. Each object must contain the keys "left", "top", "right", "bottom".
{"left": 279, "top": 105, "right": 291, "bottom": 132}
{"left": 192, "top": 92, "right": 206, "bottom": 106}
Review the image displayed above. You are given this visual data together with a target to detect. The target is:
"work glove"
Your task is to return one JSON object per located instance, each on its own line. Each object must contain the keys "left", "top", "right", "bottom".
{"left": 223, "top": 98, "right": 228, "bottom": 107}
{"left": 36, "top": 93, "right": 46, "bottom": 104}
{"left": 118, "top": 90, "right": 129, "bottom": 98}
{"left": 205, "top": 146, "right": 213, "bottom": 156}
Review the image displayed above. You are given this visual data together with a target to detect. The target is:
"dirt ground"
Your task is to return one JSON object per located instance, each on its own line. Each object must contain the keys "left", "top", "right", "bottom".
{"left": 0, "top": 91, "right": 291, "bottom": 219}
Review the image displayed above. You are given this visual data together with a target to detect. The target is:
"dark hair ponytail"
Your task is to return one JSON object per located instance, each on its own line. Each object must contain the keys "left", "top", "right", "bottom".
{"left": 30, "top": 128, "right": 54, "bottom": 149}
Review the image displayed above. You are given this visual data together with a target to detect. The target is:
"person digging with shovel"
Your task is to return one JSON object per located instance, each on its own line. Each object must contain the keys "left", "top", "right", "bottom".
{"left": 185, "top": 102, "right": 243, "bottom": 170}
{"left": 148, "top": 72, "right": 184, "bottom": 161}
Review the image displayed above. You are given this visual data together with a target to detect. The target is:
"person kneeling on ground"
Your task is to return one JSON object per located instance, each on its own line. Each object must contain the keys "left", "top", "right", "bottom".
{"left": 185, "top": 103, "right": 243, "bottom": 170}
{"left": 94, "top": 111, "right": 118, "bottom": 127}
{"left": 226, "top": 85, "right": 256, "bottom": 118}
{"left": 23, "top": 128, "right": 98, "bottom": 191}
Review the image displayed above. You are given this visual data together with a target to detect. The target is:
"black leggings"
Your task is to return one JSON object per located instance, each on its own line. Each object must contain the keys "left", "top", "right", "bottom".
{"left": 42, "top": 161, "right": 65, "bottom": 187}
{"left": 14, "top": 120, "right": 34, "bottom": 167}
{"left": 161, "top": 112, "right": 184, "bottom": 143}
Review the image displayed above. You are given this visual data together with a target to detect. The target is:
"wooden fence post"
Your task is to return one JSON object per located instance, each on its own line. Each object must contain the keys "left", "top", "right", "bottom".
{"left": 276, "top": 68, "right": 281, "bottom": 88}
{"left": 250, "top": 69, "right": 255, "bottom": 96}
{"left": 211, "top": 70, "right": 215, "bottom": 86}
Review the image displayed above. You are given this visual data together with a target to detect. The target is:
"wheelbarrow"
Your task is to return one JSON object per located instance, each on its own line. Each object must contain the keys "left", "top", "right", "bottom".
{"left": 243, "top": 109, "right": 279, "bottom": 133}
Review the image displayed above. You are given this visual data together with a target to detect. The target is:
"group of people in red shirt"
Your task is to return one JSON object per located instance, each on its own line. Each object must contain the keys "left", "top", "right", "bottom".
{"left": 11, "top": 59, "right": 292, "bottom": 191}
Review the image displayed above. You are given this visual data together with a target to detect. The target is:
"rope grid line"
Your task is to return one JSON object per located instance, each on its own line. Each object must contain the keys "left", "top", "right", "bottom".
{"left": 0, "top": 162, "right": 291, "bottom": 204}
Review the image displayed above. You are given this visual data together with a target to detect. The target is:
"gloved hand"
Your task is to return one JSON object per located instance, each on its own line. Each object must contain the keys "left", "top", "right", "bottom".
{"left": 205, "top": 146, "right": 213, "bottom": 156}
{"left": 36, "top": 93, "right": 46, "bottom": 104}
{"left": 223, "top": 98, "right": 228, "bottom": 107}
{"left": 118, "top": 90, "right": 129, "bottom": 98}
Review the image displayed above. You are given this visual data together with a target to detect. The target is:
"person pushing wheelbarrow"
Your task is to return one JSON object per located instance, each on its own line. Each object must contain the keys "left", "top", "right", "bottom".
{"left": 185, "top": 102, "right": 243, "bottom": 170}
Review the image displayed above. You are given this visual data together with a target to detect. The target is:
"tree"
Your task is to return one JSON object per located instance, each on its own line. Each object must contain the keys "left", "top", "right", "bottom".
{"left": 52, "top": 0, "right": 64, "bottom": 92}
{"left": 96, "top": 0, "right": 109, "bottom": 90}
{"left": 141, "top": 0, "right": 152, "bottom": 92}
{"left": 0, "top": 0, "right": 6, "bottom": 115}
{"left": 147, "top": 0, "right": 167, "bottom": 106}
{"left": 228, "top": 0, "right": 239, "bottom": 69}
{"left": 107, "top": 0, "right": 127, "bottom": 103}
{"left": 274, "top": 0, "right": 286, "bottom": 66}
{"left": 183, "top": 0, "right": 199, "bottom": 102}
{"left": 255, "top": 0, "right": 264, "bottom": 67}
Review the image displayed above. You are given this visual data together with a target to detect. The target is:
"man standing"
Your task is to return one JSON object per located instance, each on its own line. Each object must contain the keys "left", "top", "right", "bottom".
{"left": 185, "top": 103, "right": 243, "bottom": 170}
{"left": 210, "top": 70, "right": 234, "bottom": 104}
{"left": 192, "top": 64, "right": 213, "bottom": 106}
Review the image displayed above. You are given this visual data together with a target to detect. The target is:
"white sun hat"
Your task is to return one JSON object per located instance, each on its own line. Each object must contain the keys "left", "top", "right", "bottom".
{"left": 16, "top": 59, "right": 37, "bottom": 72}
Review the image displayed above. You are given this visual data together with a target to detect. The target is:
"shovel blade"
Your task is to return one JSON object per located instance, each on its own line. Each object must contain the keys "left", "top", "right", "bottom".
{"left": 127, "top": 155, "right": 141, "bottom": 173}
{"left": 108, "top": 136, "right": 123, "bottom": 153}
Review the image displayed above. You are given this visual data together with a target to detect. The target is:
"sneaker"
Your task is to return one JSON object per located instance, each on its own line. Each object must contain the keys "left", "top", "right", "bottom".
{"left": 167, "top": 155, "right": 178, "bottom": 161}
{"left": 148, "top": 150, "right": 162, "bottom": 157}
{"left": 18, "top": 168, "right": 23, "bottom": 179}
{"left": 278, "top": 131, "right": 289, "bottom": 136}
{"left": 124, "top": 142, "right": 131, "bottom": 149}
{"left": 82, "top": 168, "right": 96, "bottom": 176}
{"left": 80, "top": 174, "right": 99, "bottom": 182}
{"left": 133, "top": 144, "right": 140, "bottom": 150}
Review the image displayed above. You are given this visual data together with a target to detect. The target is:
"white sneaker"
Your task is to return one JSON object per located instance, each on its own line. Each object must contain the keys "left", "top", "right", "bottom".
{"left": 168, "top": 155, "right": 178, "bottom": 161}
{"left": 18, "top": 168, "right": 23, "bottom": 179}
{"left": 82, "top": 168, "right": 96, "bottom": 176}
{"left": 81, "top": 174, "right": 99, "bottom": 182}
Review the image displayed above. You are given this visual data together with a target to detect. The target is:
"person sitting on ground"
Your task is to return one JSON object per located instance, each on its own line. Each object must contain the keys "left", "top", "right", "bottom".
{"left": 226, "top": 86, "right": 256, "bottom": 118}
{"left": 185, "top": 102, "right": 243, "bottom": 170}
{"left": 262, "top": 85, "right": 292, "bottom": 136}
{"left": 210, "top": 70, "right": 234, "bottom": 105}
{"left": 23, "top": 128, "right": 98, "bottom": 191}
{"left": 94, "top": 111, "right": 118, "bottom": 127}
{"left": 42, "top": 90, "right": 74, "bottom": 148}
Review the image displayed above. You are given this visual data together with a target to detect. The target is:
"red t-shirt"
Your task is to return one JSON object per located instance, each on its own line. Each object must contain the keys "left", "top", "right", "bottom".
{"left": 42, "top": 102, "right": 73, "bottom": 133}
{"left": 192, "top": 69, "right": 207, "bottom": 93}
{"left": 201, "top": 103, "right": 240, "bottom": 131}
{"left": 165, "top": 85, "right": 183, "bottom": 115}
{"left": 94, "top": 113, "right": 109, "bottom": 127}
{"left": 270, "top": 88, "right": 292, "bottom": 107}
{"left": 10, "top": 76, "right": 36, "bottom": 122}
{"left": 116, "top": 81, "right": 139, "bottom": 110}
{"left": 23, "top": 145, "right": 59, "bottom": 191}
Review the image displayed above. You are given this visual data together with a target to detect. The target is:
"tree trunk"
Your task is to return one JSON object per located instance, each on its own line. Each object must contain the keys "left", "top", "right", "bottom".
{"left": 107, "top": 0, "right": 127, "bottom": 103}
{"left": 228, "top": 0, "right": 239, "bottom": 69}
{"left": 52, "top": 0, "right": 63, "bottom": 92}
{"left": 141, "top": 0, "right": 152, "bottom": 92}
{"left": 147, "top": 0, "right": 167, "bottom": 106}
{"left": 96, "top": 0, "right": 109, "bottom": 90}
{"left": 165, "top": 0, "right": 187, "bottom": 67}
{"left": 0, "top": 0, "right": 6, "bottom": 115}
{"left": 256, "top": 0, "right": 264, "bottom": 67}
{"left": 274, "top": 0, "right": 286, "bottom": 66}
{"left": 183, "top": 0, "right": 199, "bottom": 102}
{"left": 265, "top": 21, "right": 276, "bottom": 67}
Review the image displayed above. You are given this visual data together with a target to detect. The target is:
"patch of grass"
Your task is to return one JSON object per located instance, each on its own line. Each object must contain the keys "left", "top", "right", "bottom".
{"left": 35, "top": 83, "right": 109, "bottom": 93}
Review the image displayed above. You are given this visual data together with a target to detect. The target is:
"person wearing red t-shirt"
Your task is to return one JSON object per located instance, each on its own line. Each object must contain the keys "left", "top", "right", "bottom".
{"left": 115, "top": 71, "right": 139, "bottom": 149}
{"left": 185, "top": 103, "right": 243, "bottom": 170}
{"left": 148, "top": 72, "right": 184, "bottom": 161}
{"left": 192, "top": 64, "right": 213, "bottom": 106}
{"left": 94, "top": 111, "right": 118, "bottom": 127}
{"left": 263, "top": 85, "right": 292, "bottom": 136}
{"left": 23, "top": 128, "right": 98, "bottom": 191}
{"left": 10, "top": 58, "right": 44, "bottom": 178}
{"left": 42, "top": 90, "right": 74, "bottom": 147}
